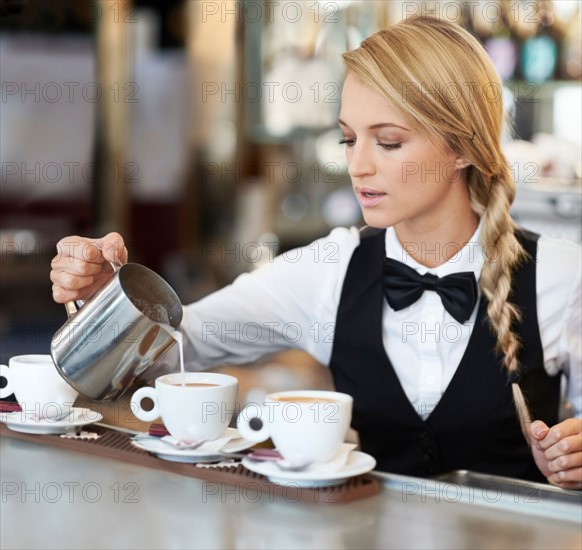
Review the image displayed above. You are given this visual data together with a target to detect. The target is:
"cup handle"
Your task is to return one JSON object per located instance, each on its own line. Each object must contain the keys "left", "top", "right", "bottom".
{"left": 237, "top": 404, "right": 271, "bottom": 443}
{"left": 0, "top": 364, "right": 13, "bottom": 399}
{"left": 130, "top": 387, "right": 159, "bottom": 422}
{"left": 63, "top": 260, "right": 122, "bottom": 319}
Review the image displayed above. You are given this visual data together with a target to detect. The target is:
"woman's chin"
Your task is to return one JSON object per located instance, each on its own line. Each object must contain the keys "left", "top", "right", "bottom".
{"left": 361, "top": 211, "right": 394, "bottom": 229}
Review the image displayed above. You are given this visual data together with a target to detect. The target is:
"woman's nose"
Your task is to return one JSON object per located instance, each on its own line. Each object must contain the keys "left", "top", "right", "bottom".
{"left": 347, "top": 143, "right": 376, "bottom": 179}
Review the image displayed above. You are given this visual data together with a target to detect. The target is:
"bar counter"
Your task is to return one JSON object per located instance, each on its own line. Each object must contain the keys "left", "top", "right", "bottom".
{"left": 1, "top": 434, "right": 580, "bottom": 550}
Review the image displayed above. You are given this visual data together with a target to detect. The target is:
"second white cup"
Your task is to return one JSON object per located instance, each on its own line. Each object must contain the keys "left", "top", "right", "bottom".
{"left": 237, "top": 390, "right": 353, "bottom": 464}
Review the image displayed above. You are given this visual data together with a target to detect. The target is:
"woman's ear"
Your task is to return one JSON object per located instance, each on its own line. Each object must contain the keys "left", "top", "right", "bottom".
{"left": 455, "top": 157, "right": 472, "bottom": 170}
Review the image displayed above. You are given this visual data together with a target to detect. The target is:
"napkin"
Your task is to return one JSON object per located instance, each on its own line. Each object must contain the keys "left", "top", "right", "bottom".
{"left": 160, "top": 434, "right": 233, "bottom": 453}
{"left": 0, "top": 402, "right": 21, "bottom": 413}
{"left": 306, "top": 443, "right": 357, "bottom": 473}
{"left": 248, "top": 444, "right": 357, "bottom": 473}
{"left": 149, "top": 423, "right": 169, "bottom": 436}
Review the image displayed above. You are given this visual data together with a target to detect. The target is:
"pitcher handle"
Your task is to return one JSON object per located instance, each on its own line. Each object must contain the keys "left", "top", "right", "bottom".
{"left": 63, "top": 259, "right": 123, "bottom": 319}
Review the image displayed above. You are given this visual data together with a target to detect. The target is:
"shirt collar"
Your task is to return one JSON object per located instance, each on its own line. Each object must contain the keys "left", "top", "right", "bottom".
{"left": 385, "top": 220, "right": 485, "bottom": 280}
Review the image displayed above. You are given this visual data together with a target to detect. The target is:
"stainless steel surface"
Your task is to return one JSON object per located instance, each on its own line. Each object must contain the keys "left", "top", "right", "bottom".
{"left": 51, "top": 263, "right": 182, "bottom": 401}
{"left": 2, "top": 437, "right": 581, "bottom": 550}
{"left": 373, "top": 470, "right": 582, "bottom": 524}
{"left": 435, "top": 469, "right": 582, "bottom": 507}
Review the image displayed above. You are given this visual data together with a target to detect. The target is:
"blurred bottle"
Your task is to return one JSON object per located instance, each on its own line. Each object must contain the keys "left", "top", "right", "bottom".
{"left": 483, "top": 2, "right": 519, "bottom": 81}
{"left": 519, "top": 0, "right": 563, "bottom": 82}
{"left": 560, "top": 3, "right": 582, "bottom": 80}
{"left": 469, "top": 0, "right": 501, "bottom": 40}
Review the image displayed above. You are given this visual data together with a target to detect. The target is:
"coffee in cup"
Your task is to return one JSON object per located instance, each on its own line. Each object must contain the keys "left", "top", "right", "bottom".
{"left": 237, "top": 390, "right": 353, "bottom": 464}
{"left": 130, "top": 372, "right": 238, "bottom": 443}
{"left": 0, "top": 355, "right": 78, "bottom": 420}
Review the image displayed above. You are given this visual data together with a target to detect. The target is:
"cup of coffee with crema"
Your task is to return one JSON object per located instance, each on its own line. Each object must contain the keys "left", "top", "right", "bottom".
{"left": 237, "top": 390, "right": 353, "bottom": 464}
{"left": 131, "top": 372, "right": 238, "bottom": 443}
{"left": 0, "top": 355, "right": 78, "bottom": 420}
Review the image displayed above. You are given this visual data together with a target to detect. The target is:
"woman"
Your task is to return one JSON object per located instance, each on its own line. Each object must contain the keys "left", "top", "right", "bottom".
{"left": 50, "top": 17, "right": 581, "bottom": 488}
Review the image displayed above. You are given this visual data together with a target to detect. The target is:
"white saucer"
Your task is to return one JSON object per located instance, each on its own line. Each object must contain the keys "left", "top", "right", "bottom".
{"left": 130, "top": 427, "right": 254, "bottom": 463}
{"left": 242, "top": 451, "right": 376, "bottom": 488}
{"left": 0, "top": 408, "right": 103, "bottom": 435}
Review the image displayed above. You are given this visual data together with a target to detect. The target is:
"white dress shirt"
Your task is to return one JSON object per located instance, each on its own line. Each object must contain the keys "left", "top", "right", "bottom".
{"left": 164, "top": 223, "right": 582, "bottom": 420}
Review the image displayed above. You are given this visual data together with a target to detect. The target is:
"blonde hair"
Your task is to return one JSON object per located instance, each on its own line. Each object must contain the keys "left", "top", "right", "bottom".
{"left": 343, "top": 17, "right": 532, "bottom": 433}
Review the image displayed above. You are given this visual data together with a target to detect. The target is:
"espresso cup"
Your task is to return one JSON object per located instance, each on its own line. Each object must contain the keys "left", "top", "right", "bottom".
{"left": 237, "top": 390, "right": 353, "bottom": 464}
{"left": 130, "top": 372, "right": 238, "bottom": 443}
{"left": 0, "top": 354, "right": 78, "bottom": 420}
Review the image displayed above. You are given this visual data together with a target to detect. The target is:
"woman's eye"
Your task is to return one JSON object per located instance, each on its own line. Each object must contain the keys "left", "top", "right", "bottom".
{"left": 377, "top": 143, "right": 402, "bottom": 150}
{"left": 339, "top": 138, "right": 355, "bottom": 147}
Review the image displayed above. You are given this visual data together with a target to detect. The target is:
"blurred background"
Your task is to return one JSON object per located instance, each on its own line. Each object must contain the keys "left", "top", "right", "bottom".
{"left": 1, "top": 0, "right": 581, "bottom": 405}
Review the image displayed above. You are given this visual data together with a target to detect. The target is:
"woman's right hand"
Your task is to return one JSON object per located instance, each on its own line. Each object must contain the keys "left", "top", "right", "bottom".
{"left": 50, "top": 232, "right": 128, "bottom": 303}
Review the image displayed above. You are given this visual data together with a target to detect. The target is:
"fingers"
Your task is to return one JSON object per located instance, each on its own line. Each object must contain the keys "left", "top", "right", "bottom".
{"left": 535, "top": 418, "right": 582, "bottom": 452}
{"left": 53, "top": 236, "right": 104, "bottom": 265}
{"left": 547, "top": 451, "right": 582, "bottom": 473}
{"left": 52, "top": 233, "right": 127, "bottom": 267}
{"left": 51, "top": 254, "right": 104, "bottom": 277}
{"left": 98, "top": 232, "right": 128, "bottom": 264}
{"left": 50, "top": 268, "right": 95, "bottom": 292}
{"left": 52, "top": 278, "right": 109, "bottom": 304}
{"left": 546, "top": 466, "right": 582, "bottom": 490}
{"left": 532, "top": 418, "right": 582, "bottom": 490}
{"left": 50, "top": 232, "right": 128, "bottom": 304}
{"left": 544, "top": 431, "right": 582, "bottom": 461}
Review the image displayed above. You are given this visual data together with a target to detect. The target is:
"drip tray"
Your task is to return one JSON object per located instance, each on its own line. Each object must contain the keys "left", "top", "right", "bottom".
{"left": 372, "top": 469, "right": 581, "bottom": 523}
{"left": 434, "top": 470, "right": 581, "bottom": 507}
{"left": 0, "top": 423, "right": 379, "bottom": 505}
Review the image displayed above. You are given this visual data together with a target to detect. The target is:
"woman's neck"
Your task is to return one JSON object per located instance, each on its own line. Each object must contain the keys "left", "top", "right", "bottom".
{"left": 395, "top": 209, "right": 479, "bottom": 268}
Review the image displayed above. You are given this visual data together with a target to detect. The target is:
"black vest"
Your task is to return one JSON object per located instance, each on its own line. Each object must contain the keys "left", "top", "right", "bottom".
{"left": 329, "top": 227, "right": 561, "bottom": 482}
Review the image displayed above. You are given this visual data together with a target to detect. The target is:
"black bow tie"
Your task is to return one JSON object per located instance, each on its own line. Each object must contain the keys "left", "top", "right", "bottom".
{"left": 382, "top": 258, "right": 478, "bottom": 324}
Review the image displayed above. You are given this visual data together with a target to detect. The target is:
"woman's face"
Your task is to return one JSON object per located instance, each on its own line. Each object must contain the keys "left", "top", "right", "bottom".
{"left": 339, "top": 73, "right": 466, "bottom": 232}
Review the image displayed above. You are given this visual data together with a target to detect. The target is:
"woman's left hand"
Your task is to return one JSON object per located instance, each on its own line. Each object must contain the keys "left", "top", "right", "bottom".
{"left": 530, "top": 418, "right": 582, "bottom": 490}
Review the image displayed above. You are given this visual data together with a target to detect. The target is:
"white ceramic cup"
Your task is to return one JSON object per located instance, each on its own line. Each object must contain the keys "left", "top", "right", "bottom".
{"left": 237, "top": 390, "right": 353, "bottom": 464}
{"left": 130, "top": 372, "right": 238, "bottom": 443}
{"left": 0, "top": 354, "right": 78, "bottom": 420}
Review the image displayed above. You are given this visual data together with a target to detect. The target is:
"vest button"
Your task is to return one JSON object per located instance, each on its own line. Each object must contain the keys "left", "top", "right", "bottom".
{"left": 423, "top": 449, "right": 434, "bottom": 461}
{"left": 420, "top": 430, "right": 430, "bottom": 440}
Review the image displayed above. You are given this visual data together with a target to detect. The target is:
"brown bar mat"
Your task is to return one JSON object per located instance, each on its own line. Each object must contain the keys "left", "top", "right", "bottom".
{"left": 0, "top": 423, "right": 379, "bottom": 504}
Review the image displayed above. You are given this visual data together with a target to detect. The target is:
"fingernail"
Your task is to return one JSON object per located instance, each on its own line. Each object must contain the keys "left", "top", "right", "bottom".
{"left": 531, "top": 421, "right": 545, "bottom": 438}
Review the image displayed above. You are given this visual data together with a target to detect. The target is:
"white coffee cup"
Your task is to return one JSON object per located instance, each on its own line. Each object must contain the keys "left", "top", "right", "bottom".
{"left": 131, "top": 372, "right": 238, "bottom": 443}
{"left": 0, "top": 354, "right": 78, "bottom": 420}
{"left": 237, "top": 390, "right": 353, "bottom": 464}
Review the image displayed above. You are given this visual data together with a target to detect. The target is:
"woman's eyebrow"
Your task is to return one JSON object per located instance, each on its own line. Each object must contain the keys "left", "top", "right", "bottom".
{"left": 369, "top": 122, "right": 410, "bottom": 131}
{"left": 338, "top": 119, "right": 410, "bottom": 132}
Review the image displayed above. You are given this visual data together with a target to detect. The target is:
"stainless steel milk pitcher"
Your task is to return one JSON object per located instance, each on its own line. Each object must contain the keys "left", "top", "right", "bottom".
{"left": 51, "top": 261, "right": 183, "bottom": 401}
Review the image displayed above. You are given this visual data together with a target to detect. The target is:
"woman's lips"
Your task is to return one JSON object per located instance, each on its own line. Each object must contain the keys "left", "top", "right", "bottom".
{"left": 355, "top": 186, "right": 387, "bottom": 208}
